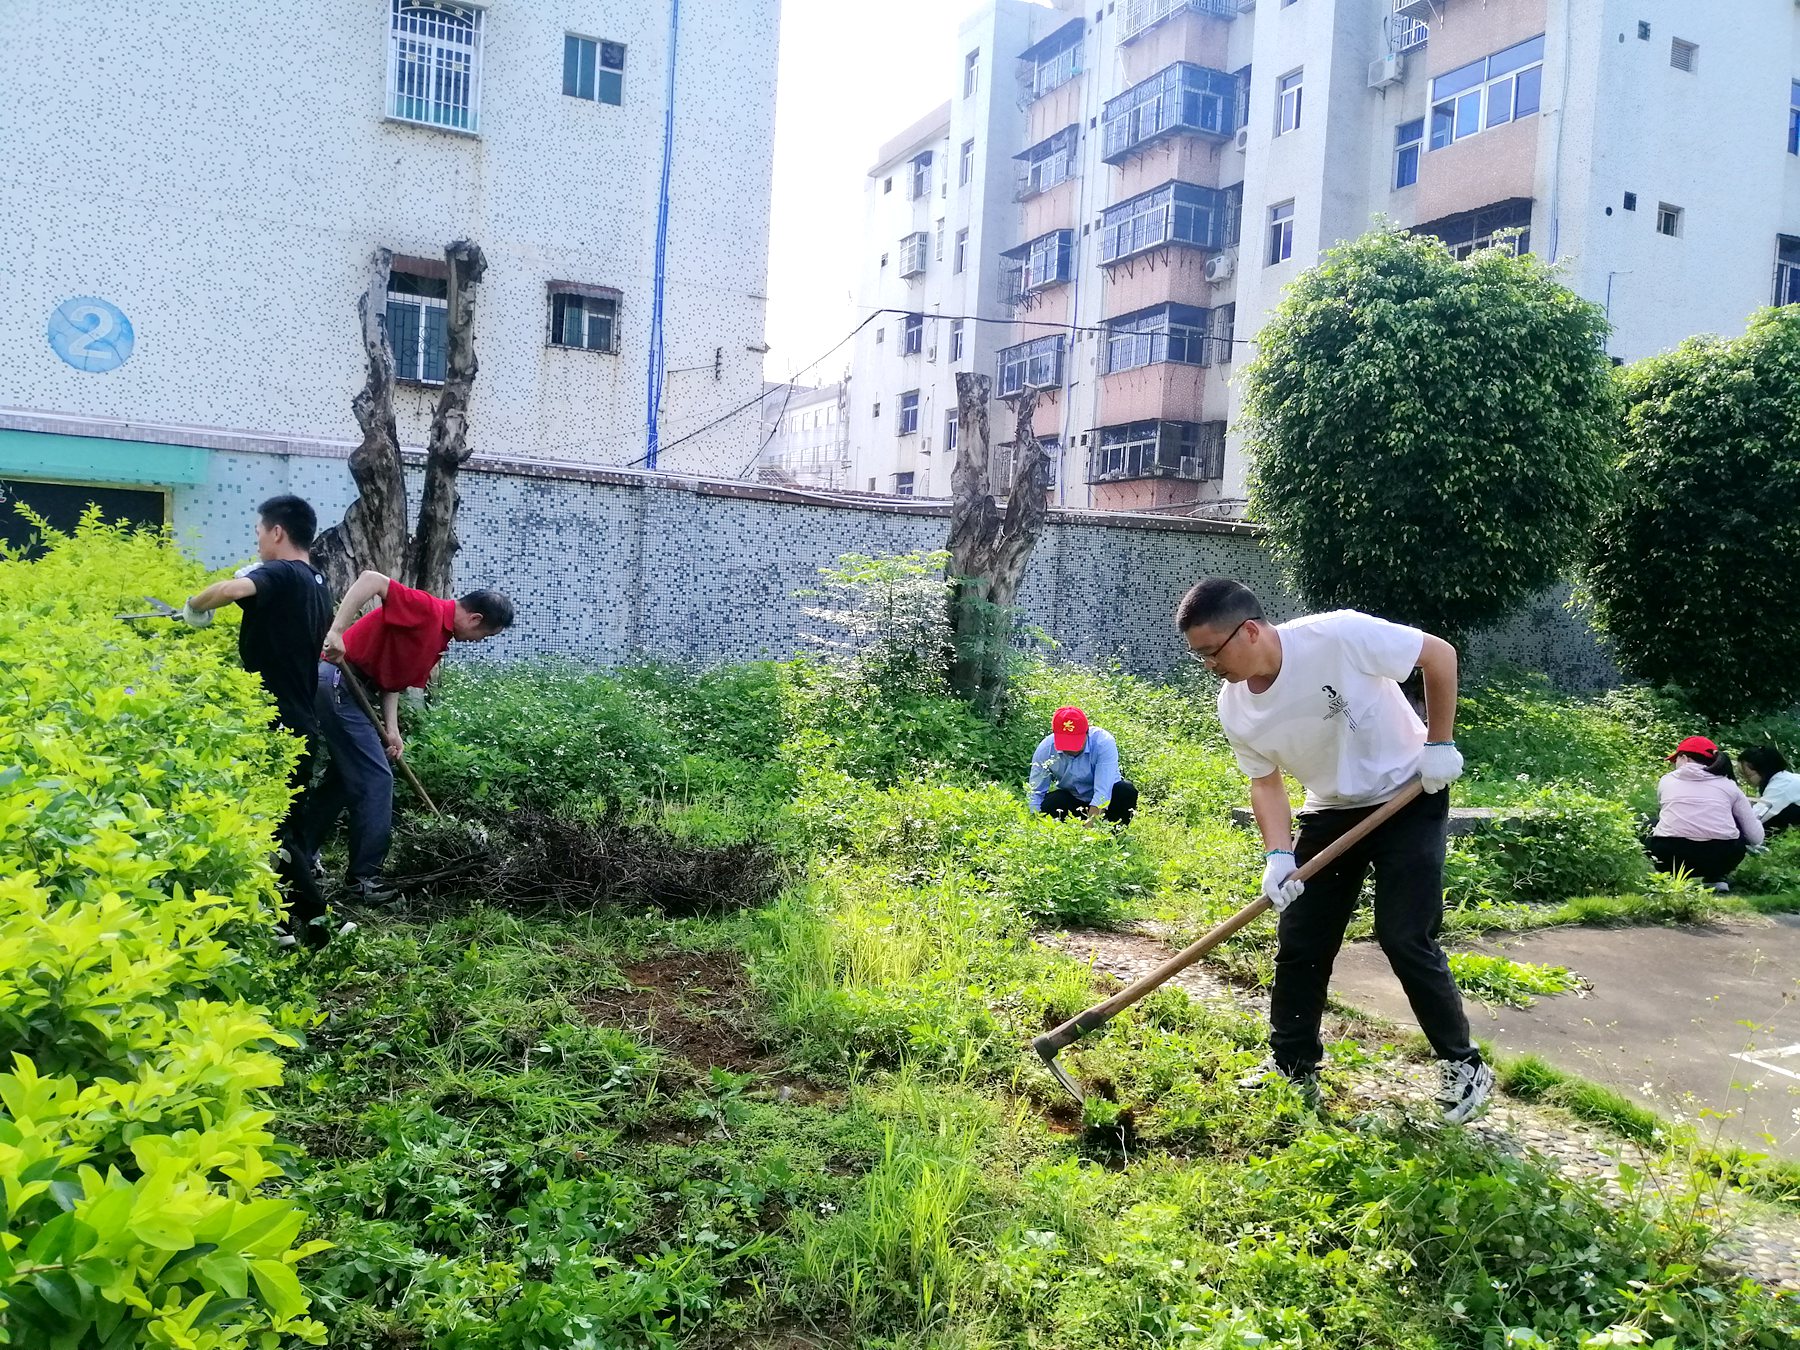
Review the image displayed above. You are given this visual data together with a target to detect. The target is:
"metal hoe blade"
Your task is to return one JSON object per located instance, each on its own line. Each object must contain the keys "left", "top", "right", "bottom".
{"left": 1034, "top": 1037, "right": 1086, "bottom": 1105}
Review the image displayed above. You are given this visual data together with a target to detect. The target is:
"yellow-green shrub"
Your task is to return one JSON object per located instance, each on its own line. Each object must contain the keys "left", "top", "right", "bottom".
{"left": 0, "top": 511, "right": 324, "bottom": 1346}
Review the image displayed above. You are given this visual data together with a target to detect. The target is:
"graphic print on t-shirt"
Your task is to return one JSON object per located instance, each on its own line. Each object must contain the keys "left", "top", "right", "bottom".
{"left": 1321, "top": 684, "right": 1360, "bottom": 731}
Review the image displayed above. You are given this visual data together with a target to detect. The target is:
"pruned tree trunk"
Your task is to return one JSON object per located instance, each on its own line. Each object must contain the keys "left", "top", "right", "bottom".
{"left": 313, "top": 249, "right": 407, "bottom": 597}
{"left": 945, "top": 373, "right": 1052, "bottom": 717}
{"left": 409, "top": 240, "right": 487, "bottom": 596}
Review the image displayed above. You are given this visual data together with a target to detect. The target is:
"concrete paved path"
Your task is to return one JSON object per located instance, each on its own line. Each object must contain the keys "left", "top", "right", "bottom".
{"left": 1330, "top": 916, "right": 1800, "bottom": 1160}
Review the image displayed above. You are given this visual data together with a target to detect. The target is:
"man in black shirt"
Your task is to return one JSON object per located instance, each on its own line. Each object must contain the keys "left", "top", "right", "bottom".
{"left": 183, "top": 495, "right": 334, "bottom": 945}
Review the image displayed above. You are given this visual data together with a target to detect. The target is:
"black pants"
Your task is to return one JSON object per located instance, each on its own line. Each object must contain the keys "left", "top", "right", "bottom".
{"left": 303, "top": 663, "right": 395, "bottom": 885}
{"left": 1040, "top": 780, "right": 1138, "bottom": 824}
{"left": 1764, "top": 804, "right": 1800, "bottom": 836}
{"left": 1647, "top": 835, "right": 1746, "bottom": 883}
{"left": 274, "top": 720, "right": 328, "bottom": 932}
{"left": 1273, "top": 788, "right": 1477, "bottom": 1075}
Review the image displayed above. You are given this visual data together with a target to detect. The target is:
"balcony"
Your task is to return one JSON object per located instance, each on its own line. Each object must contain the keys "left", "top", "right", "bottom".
{"left": 1088, "top": 419, "right": 1225, "bottom": 483}
{"left": 1101, "top": 64, "right": 1240, "bottom": 164}
{"left": 1018, "top": 17, "right": 1084, "bottom": 101}
{"left": 1017, "top": 126, "right": 1079, "bottom": 199}
{"left": 1104, "top": 303, "right": 1214, "bottom": 373}
{"left": 1120, "top": 0, "right": 1238, "bottom": 45}
{"left": 1394, "top": 0, "right": 1437, "bottom": 19}
{"left": 898, "top": 232, "right": 929, "bottom": 279}
{"left": 997, "top": 335, "right": 1066, "bottom": 399}
{"left": 1099, "top": 182, "right": 1230, "bottom": 265}
{"left": 1000, "top": 229, "right": 1075, "bottom": 307}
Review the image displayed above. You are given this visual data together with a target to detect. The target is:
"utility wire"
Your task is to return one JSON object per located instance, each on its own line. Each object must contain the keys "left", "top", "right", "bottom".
{"left": 624, "top": 309, "right": 882, "bottom": 469}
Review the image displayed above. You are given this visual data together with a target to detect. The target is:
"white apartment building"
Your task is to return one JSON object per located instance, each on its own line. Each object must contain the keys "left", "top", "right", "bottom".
{"left": 922, "top": 0, "right": 1800, "bottom": 513}
{"left": 757, "top": 380, "right": 851, "bottom": 489}
{"left": 844, "top": 0, "right": 1041, "bottom": 498}
{"left": 0, "top": 0, "right": 779, "bottom": 528}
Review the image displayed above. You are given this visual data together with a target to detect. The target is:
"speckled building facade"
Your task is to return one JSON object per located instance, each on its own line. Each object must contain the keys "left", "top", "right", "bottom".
{"left": 0, "top": 0, "right": 779, "bottom": 474}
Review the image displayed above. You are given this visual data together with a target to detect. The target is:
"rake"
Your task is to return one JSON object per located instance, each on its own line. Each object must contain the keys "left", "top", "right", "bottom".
{"left": 1032, "top": 779, "right": 1424, "bottom": 1104}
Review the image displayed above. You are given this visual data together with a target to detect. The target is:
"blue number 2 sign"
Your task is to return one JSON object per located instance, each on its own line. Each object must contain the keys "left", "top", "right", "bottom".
{"left": 48, "top": 297, "right": 135, "bottom": 372}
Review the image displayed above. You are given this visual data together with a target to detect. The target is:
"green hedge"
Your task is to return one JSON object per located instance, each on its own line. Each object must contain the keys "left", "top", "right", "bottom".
{"left": 0, "top": 513, "right": 324, "bottom": 1347}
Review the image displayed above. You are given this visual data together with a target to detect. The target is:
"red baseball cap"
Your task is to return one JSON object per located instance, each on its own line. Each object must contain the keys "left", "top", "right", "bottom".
{"left": 1052, "top": 706, "right": 1089, "bottom": 753}
{"left": 1668, "top": 735, "right": 1718, "bottom": 761}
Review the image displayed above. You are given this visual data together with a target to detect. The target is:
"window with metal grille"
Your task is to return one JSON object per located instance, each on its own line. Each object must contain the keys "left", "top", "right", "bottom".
{"left": 1395, "top": 118, "right": 1424, "bottom": 188}
{"left": 1429, "top": 35, "right": 1543, "bottom": 150}
{"left": 564, "top": 35, "right": 625, "bottom": 105}
{"left": 899, "top": 232, "right": 930, "bottom": 277}
{"left": 1669, "top": 38, "right": 1697, "bottom": 73}
{"left": 1099, "top": 182, "right": 1229, "bottom": 263}
{"left": 388, "top": 267, "right": 448, "bottom": 383}
{"left": 1104, "top": 304, "right": 1212, "bottom": 373}
{"left": 1211, "top": 303, "right": 1235, "bottom": 364}
{"left": 898, "top": 392, "right": 920, "bottom": 436}
{"left": 1276, "top": 70, "right": 1303, "bottom": 136}
{"left": 997, "top": 335, "right": 1065, "bottom": 396}
{"left": 902, "top": 313, "right": 924, "bottom": 354}
{"left": 389, "top": 2, "right": 483, "bottom": 133}
{"left": 1100, "top": 63, "right": 1240, "bottom": 161}
{"left": 548, "top": 287, "right": 619, "bottom": 353}
{"left": 1028, "top": 25, "right": 1083, "bottom": 99}
{"left": 1020, "top": 126, "right": 1079, "bottom": 195}
{"left": 1776, "top": 236, "right": 1800, "bottom": 307}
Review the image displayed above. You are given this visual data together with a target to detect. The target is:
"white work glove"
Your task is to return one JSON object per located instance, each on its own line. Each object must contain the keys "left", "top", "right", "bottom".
{"left": 1419, "top": 741, "right": 1465, "bottom": 794}
{"left": 1261, "top": 850, "right": 1304, "bottom": 912}
{"left": 180, "top": 602, "right": 213, "bottom": 629}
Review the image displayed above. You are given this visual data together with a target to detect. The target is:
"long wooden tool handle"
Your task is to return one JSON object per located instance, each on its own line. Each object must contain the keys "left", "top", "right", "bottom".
{"left": 1034, "top": 779, "right": 1425, "bottom": 1054}
{"left": 333, "top": 662, "right": 442, "bottom": 816}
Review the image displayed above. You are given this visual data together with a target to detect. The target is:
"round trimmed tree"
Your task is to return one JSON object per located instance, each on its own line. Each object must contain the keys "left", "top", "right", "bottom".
{"left": 1586, "top": 305, "right": 1800, "bottom": 719}
{"left": 1243, "top": 229, "right": 1618, "bottom": 640}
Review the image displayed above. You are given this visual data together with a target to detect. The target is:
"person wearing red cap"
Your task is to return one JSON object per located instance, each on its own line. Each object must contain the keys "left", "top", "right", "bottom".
{"left": 1647, "top": 736, "right": 1764, "bottom": 889}
{"left": 1027, "top": 706, "right": 1138, "bottom": 824}
{"left": 1176, "top": 576, "right": 1489, "bottom": 1123}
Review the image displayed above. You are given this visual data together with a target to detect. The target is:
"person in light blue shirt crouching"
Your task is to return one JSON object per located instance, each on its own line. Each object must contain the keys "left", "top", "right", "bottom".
{"left": 1027, "top": 705, "right": 1138, "bottom": 825}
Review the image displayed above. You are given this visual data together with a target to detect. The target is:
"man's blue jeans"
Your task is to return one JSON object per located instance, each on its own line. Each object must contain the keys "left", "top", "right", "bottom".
{"left": 302, "top": 662, "right": 393, "bottom": 885}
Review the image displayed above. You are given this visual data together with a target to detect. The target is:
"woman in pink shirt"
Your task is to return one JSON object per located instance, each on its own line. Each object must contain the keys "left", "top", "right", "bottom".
{"left": 1646, "top": 735, "right": 1765, "bottom": 891}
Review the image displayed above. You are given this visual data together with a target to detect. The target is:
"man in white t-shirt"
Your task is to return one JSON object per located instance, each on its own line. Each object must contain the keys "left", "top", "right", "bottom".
{"left": 1175, "top": 576, "right": 1493, "bottom": 1124}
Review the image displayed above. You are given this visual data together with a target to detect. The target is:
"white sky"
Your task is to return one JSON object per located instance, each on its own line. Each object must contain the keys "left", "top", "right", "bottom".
{"left": 761, "top": 0, "right": 975, "bottom": 386}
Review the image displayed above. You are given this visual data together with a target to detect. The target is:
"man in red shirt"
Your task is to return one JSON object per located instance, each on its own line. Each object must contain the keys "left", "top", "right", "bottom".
{"left": 305, "top": 569, "right": 515, "bottom": 898}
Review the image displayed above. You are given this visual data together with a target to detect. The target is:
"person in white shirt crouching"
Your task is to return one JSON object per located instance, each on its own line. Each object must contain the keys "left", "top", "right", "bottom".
{"left": 1176, "top": 576, "right": 1493, "bottom": 1124}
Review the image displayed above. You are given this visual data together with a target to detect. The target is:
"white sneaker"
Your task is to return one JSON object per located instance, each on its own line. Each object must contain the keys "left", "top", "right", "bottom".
{"left": 1237, "top": 1056, "right": 1322, "bottom": 1110}
{"left": 1437, "top": 1059, "right": 1494, "bottom": 1124}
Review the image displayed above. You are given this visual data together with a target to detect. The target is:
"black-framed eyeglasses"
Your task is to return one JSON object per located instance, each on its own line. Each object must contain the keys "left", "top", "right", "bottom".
{"left": 1186, "top": 617, "right": 1249, "bottom": 664}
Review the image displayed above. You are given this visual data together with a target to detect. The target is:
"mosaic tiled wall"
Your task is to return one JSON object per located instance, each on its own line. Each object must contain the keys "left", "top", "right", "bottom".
{"left": 176, "top": 449, "right": 1620, "bottom": 689}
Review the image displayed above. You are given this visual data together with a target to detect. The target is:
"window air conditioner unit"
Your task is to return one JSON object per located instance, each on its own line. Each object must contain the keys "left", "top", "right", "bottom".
{"left": 1367, "top": 54, "right": 1404, "bottom": 89}
{"left": 1179, "top": 456, "right": 1200, "bottom": 479}
{"left": 927, "top": 343, "right": 937, "bottom": 362}
{"left": 1204, "top": 253, "right": 1235, "bottom": 284}
{"left": 1234, "top": 126, "right": 1250, "bottom": 153}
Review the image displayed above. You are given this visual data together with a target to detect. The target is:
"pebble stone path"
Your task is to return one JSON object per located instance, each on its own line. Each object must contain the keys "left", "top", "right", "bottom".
{"left": 1034, "top": 923, "right": 1800, "bottom": 1295}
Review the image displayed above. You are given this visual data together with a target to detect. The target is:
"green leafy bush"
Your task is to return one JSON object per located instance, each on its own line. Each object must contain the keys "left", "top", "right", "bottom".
{"left": 1461, "top": 787, "right": 1652, "bottom": 903}
{"left": 1243, "top": 228, "right": 1618, "bottom": 639}
{"left": 1587, "top": 305, "right": 1800, "bottom": 719}
{"left": 0, "top": 512, "right": 324, "bottom": 1346}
